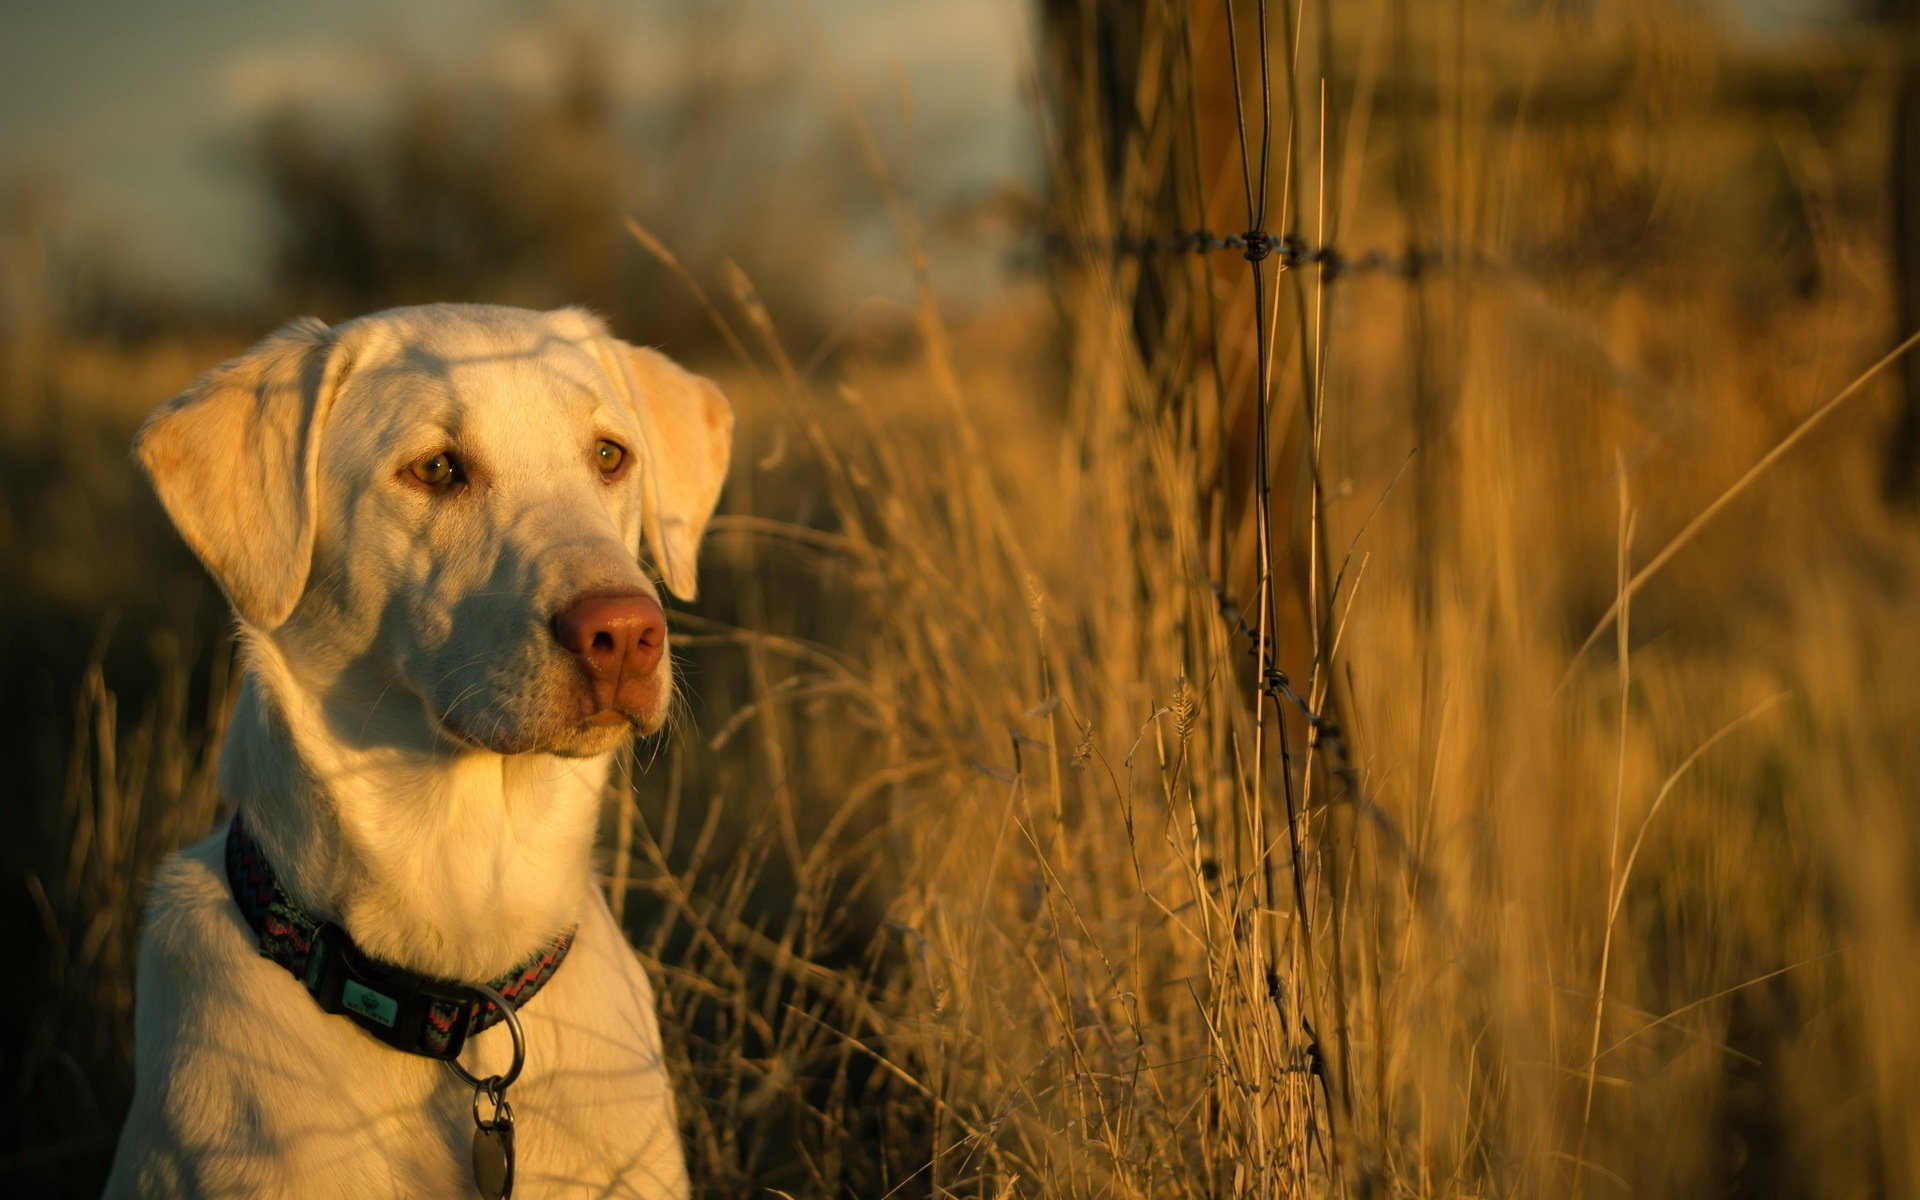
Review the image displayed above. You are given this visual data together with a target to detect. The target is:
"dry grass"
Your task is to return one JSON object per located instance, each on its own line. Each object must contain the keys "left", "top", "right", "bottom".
{"left": 10, "top": 2, "right": 1920, "bottom": 1197}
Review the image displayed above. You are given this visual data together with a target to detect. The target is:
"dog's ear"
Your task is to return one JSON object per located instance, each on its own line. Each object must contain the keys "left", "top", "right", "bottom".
{"left": 585, "top": 327, "right": 734, "bottom": 602}
{"left": 135, "top": 317, "right": 348, "bottom": 630}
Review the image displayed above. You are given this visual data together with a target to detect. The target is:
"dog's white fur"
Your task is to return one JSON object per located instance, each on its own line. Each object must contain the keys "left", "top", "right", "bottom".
{"left": 104, "top": 304, "right": 733, "bottom": 1198}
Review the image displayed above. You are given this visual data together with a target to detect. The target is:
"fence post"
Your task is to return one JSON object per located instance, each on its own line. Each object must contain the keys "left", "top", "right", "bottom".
{"left": 1889, "top": 1, "right": 1920, "bottom": 503}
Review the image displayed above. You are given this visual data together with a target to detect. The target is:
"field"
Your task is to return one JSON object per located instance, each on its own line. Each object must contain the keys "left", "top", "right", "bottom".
{"left": 6, "top": 2, "right": 1920, "bottom": 1196}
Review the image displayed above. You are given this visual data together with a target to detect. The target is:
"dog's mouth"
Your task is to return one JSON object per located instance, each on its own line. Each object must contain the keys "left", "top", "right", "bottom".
{"left": 430, "top": 713, "right": 638, "bottom": 759}
{"left": 546, "top": 703, "right": 666, "bottom": 758}
{"left": 577, "top": 696, "right": 671, "bottom": 740}
{"left": 571, "top": 665, "right": 671, "bottom": 736}
{"left": 416, "top": 656, "right": 671, "bottom": 756}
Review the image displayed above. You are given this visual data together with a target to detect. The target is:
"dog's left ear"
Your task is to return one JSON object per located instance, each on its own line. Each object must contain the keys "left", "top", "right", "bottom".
{"left": 134, "top": 317, "right": 349, "bottom": 630}
{"left": 579, "top": 320, "right": 734, "bottom": 601}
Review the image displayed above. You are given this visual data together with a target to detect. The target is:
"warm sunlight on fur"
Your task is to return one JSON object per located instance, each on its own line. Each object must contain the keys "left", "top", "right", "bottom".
{"left": 107, "top": 304, "right": 731, "bottom": 1196}
{"left": 11, "top": 2, "right": 1920, "bottom": 1197}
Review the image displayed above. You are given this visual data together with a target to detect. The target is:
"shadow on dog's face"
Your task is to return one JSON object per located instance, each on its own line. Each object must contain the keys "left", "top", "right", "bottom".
{"left": 302, "top": 312, "right": 666, "bottom": 756}
{"left": 136, "top": 303, "right": 734, "bottom": 759}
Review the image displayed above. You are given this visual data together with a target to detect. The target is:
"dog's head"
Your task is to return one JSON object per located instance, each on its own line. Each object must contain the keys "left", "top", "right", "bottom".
{"left": 135, "top": 304, "right": 732, "bottom": 757}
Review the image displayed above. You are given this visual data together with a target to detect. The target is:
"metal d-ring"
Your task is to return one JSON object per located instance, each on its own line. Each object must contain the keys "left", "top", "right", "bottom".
{"left": 443, "top": 982, "right": 526, "bottom": 1092}
{"left": 470, "top": 1082, "right": 514, "bottom": 1132}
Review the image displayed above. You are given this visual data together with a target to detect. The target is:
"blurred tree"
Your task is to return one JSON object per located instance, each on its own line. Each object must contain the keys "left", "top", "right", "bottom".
{"left": 244, "top": 19, "right": 861, "bottom": 358}
{"left": 252, "top": 34, "right": 624, "bottom": 323}
{"left": 0, "top": 173, "right": 187, "bottom": 347}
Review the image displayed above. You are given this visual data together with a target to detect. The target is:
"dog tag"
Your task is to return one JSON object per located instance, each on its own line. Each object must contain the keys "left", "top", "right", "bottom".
{"left": 470, "top": 1096, "right": 515, "bottom": 1199}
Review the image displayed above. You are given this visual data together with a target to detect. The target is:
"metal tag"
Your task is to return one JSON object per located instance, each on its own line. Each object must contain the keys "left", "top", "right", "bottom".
{"left": 471, "top": 1117, "right": 514, "bottom": 1199}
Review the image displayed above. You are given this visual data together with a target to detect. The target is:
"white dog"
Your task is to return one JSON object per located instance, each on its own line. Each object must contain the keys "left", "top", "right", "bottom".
{"left": 104, "top": 304, "right": 732, "bottom": 1198}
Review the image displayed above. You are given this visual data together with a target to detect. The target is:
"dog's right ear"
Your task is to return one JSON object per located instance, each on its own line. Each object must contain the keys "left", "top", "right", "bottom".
{"left": 135, "top": 317, "right": 349, "bottom": 631}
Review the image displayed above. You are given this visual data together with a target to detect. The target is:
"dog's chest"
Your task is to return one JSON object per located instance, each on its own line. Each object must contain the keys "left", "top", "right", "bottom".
{"left": 322, "top": 921, "right": 682, "bottom": 1194}
{"left": 173, "top": 851, "right": 682, "bottom": 1196}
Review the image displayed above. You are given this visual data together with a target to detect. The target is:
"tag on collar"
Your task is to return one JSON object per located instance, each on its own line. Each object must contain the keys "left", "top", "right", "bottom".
{"left": 304, "top": 922, "right": 482, "bottom": 1060}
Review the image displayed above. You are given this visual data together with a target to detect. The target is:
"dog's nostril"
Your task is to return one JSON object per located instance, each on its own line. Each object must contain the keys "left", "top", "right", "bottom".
{"left": 553, "top": 590, "right": 668, "bottom": 685}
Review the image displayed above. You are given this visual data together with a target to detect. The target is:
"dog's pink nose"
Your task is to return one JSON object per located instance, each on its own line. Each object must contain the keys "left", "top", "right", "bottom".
{"left": 551, "top": 591, "right": 667, "bottom": 685}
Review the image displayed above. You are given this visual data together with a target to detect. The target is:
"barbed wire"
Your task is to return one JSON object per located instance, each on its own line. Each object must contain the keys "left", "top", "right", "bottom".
{"left": 1207, "top": 579, "right": 1447, "bottom": 917}
{"left": 1207, "top": 580, "right": 1354, "bottom": 783}
{"left": 1040, "top": 227, "right": 1492, "bottom": 280}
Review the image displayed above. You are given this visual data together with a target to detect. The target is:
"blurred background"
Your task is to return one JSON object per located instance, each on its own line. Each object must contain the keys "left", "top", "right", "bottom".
{"left": 0, "top": 0, "right": 1037, "bottom": 839}
{"left": 8, "top": 0, "right": 1920, "bottom": 1195}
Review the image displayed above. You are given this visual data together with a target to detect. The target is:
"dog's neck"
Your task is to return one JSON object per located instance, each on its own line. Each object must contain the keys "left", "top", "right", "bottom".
{"left": 218, "top": 636, "right": 610, "bottom": 983}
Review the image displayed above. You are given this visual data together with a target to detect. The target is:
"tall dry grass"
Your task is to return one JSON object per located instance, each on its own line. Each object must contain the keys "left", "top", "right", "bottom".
{"left": 12, "top": 2, "right": 1920, "bottom": 1197}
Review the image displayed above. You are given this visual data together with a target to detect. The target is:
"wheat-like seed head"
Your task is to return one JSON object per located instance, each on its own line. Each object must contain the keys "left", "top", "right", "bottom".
{"left": 1171, "top": 675, "right": 1197, "bottom": 743}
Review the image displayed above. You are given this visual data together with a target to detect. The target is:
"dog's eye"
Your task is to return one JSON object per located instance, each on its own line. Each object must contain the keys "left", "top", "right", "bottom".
{"left": 409, "top": 452, "right": 462, "bottom": 489}
{"left": 594, "top": 439, "right": 627, "bottom": 477}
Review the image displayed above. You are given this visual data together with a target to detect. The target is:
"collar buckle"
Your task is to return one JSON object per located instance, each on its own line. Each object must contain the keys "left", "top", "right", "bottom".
{"left": 304, "top": 922, "right": 479, "bottom": 1061}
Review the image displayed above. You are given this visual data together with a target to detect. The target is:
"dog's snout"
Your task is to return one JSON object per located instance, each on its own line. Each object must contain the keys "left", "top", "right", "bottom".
{"left": 551, "top": 591, "right": 667, "bottom": 684}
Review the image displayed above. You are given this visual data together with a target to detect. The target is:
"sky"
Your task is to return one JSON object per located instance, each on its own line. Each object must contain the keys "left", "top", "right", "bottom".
{"left": 0, "top": 0, "right": 1846, "bottom": 306}
{"left": 0, "top": 0, "right": 1038, "bottom": 302}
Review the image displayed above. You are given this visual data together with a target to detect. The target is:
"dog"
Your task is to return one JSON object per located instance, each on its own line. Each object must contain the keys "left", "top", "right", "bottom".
{"left": 104, "top": 304, "right": 732, "bottom": 1198}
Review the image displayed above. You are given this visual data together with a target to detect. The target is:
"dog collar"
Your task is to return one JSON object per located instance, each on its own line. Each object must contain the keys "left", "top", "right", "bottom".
{"left": 223, "top": 814, "right": 577, "bottom": 1062}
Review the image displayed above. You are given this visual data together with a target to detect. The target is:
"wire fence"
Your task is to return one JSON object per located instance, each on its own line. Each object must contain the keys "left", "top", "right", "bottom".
{"left": 1040, "top": 227, "right": 1487, "bottom": 280}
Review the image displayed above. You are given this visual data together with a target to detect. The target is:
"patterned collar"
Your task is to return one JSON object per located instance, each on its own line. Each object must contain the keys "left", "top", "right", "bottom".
{"left": 224, "top": 814, "right": 577, "bottom": 1061}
